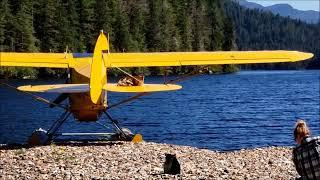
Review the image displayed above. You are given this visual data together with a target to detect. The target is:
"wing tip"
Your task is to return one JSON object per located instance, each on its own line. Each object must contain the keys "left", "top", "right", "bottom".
{"left": 292, "top": 52, "right": 314, "bottom": 62}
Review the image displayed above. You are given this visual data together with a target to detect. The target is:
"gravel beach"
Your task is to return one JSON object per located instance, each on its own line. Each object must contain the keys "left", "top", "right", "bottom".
{"left": 0, "top": 142, "right": 298, "bottom": 179}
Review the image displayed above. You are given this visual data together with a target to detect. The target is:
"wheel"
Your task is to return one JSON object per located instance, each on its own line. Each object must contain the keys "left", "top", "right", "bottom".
{"left": 28, "top": 128, "right": 50, "bottom": 146}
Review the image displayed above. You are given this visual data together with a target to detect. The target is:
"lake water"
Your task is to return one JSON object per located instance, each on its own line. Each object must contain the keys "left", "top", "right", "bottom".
{"left": 0, "top": 70, "right": 319, "bottom": 151}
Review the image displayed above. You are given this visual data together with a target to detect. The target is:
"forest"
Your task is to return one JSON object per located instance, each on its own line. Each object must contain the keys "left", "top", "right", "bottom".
{"left": 0, "top": 0, "right": 319, "bottom": 78}
{"left": 224, "top": 0, "right": 320, "bottom": 70}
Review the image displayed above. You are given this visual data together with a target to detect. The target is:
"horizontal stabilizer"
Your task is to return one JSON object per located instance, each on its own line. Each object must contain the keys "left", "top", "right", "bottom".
{"left": 18, "top": 84, "right": 89, "bottom": 93}
{"left": 103, "top": 83, "right": 182, "bottom": 93}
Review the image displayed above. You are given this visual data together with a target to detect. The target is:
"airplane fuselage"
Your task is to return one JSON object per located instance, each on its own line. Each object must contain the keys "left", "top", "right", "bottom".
{"left": 69, "top": 69, "right": 106, "bottom": 121}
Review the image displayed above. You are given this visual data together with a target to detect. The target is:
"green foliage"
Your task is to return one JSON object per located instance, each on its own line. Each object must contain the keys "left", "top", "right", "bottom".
{"left": 0, "top": 0, "right": 11, "bottom": 51}
{"left": 34, "top": 0, "right": 60, "bottom": 52}
{"left": 126, "top": 1, "right": 146, "bottom": 51}
{"left": 13, "top": 0, "right": 38, "bottom": 52}
{"left": 113, "top": 1, "right": 131, "bottom": 52}
{"left": 0, "top": 67, "right": 38, "bottom": 79}
{"left": 6, "top": 0, "right": 319, "bottom": 78}
{"left": 223, "top": 0, "right": 320, "bottom": 69}
{"left": 55, "top": 0, "right": 80, "bottom": 52}
{"left": 78, "top": 0, "right": 95, "bottom": 52}
{"left": 206, "top": 0, "right": 224, "bottom": 51}
{"left": 222, "top": 17, "right": 234, "bottom": 51}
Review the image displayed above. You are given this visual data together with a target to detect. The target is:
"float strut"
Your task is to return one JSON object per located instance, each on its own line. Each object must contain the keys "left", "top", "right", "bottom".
{"left": 103, "top": 111, "right": 128, "bottom": 140}
{"left": 47, "top": 110, "right": 71, "bottom": 139}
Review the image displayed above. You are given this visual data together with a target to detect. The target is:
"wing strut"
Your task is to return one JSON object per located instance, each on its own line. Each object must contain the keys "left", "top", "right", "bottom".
{"left": 111, "top": 65, "right": 144, "bottom": 85}
{"left": 0, "top": 83, "right": 69, "bottom": 110}
{"left": 47, "top": 110, "right": 72, "bottom": 139}
{"left": 107, "top": 66, "right": 209, "bottom": 109}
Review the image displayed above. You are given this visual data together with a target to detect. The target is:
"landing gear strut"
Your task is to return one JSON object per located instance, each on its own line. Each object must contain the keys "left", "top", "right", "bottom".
{"left": 104, "top": 111, "right": 132, "bottom": 141}
{"left": 28, "top": 110, "right": 71, "bottom": 146}
{"left": 27, "top": 110, "right": 139, "bottom": 146}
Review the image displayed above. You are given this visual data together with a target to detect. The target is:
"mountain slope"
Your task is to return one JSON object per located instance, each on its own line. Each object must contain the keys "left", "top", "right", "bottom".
{"left": 235, "top": 0, "right": 319, "bottom": 24}
{"left": 224, "top": 0, "right": 320, "bottom": 69}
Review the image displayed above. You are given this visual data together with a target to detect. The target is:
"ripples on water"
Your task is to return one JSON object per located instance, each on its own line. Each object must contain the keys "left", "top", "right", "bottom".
{"left": 0, "top": 70, "right": 319, "bottom": 151}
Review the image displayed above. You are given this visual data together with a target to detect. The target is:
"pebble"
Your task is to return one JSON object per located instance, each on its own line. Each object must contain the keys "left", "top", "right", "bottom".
{"left": 0, "top": 142, "right": 298, "bottom": 179}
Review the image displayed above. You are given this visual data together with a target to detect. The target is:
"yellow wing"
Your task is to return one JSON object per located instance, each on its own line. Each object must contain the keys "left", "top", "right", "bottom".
{"left": 0, "top": 53, "right": 73, "bottom": 68}
{"left": 105, "top": 51, "right": 313, "bottom": 68}
{"left": 1, "top": 51, "right": 313, "bottom": 69}
{"left": 0, "top": 52, "right": 93, "bottom": 79}
{"left": 17, "top": 84, "right": 89, "bottom": 93}
{"left": 1, "top": 31, "right": 314, "bottom": 105}
{"left": 17, "top": 83, "right": 181, "bottom": 93}
{"left": 103, "top": 83, "right": 182, "bottom": 93}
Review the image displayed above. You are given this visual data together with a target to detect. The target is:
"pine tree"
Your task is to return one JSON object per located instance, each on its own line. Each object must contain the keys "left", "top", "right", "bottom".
{"left": 127, "top": 0, "right": 146, "bottom": 51}
{"left": 113, "top": 1, "right": 131, "bottom": 52}
{"left": 0, "top": 0, "right": 11, "bottom": 51}
{"left": 205, "top": 0, "right": 224, "bottom": 51}
{"left": 174, "top": 0, "right": 192, "bottom": 51}
{"left": 78, "top": 0, "right": 95, "bottom": 52}
{"left": 146, "top": 0, "right": 162, "bottom": 51}
{"left": 190, "top": 0, "right": 206, "bottom": 51}
{"left": 93, "top": 0, "right": 117, "bottom": 51}
{"left": 34, "top": 0, "right": 59, "bottom": 52}
{"left": 222, "top": 17, "right": 234, "bottom": 51}
{"left": 9, "top": 0, "right": 38, "bottom": 52}
{"left": 55, "top": 0, "right": 80, "bottom": 52}
{"left": 159, "top": 0, "right": 180, "bottom": 51}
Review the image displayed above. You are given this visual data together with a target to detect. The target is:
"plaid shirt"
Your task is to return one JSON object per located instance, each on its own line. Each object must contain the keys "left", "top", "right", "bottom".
{"left": 293, "top": 136, "right": 320, "bottom": 180}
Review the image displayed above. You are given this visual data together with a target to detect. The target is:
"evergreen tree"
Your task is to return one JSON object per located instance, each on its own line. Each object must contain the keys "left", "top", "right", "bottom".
{"left": 127, "top": 0, "right": 146, "bottom": 51}
{"left": 0, "top": 0, "right": 11, "bottom": 51}
{"left": 34, "top": 0, "right": 59, "bottom": 52}
{"left": 93, "top": 0, "right": 117, "bottom": 50}
{"left": 3, "top": 0, "right": 319, "bottom": 78}
{"left": 9, "top": 0, "right": 38, "bottom": 52}
{"left": 55, "top": 0, "right": 80, "bottom": 52}
{"left": 78, "top": 0, "right": 95, "bottom": 52}
{"left": 206, "top": 0, "right": 224, "bottom": 51}
{"left": 222, "top": 17, "right": 234, "bottom": 51}
{"left": 159, "top": 0, "right": 180, "bottom": 51}
{"left": 223, "top": 0, "right": 320, "bottom": 69}
{"left": 174, "top": 0, "right": 192, "bottom": 51}
{"left": 146, "top": 0, "right": 162, "bottom": 51}
{"left": 113, "top": 1, "right": 131, "bottom": 52}
{"left": 190, "top": 0, "right": 206, "bottom": 51}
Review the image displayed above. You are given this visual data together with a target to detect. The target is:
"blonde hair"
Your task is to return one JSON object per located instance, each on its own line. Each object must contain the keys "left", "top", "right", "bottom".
{"left": 294, "top": 119, "right": 310, "bottom": 141}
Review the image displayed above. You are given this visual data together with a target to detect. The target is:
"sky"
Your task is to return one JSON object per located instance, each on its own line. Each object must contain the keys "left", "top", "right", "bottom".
{"left": 246, "top": 0, "right": 320, "bottom": 11}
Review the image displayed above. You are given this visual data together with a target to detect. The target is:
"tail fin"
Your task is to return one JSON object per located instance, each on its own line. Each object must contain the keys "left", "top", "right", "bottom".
{"left": 90, "top": 31, "right": 109, "bottom": 104}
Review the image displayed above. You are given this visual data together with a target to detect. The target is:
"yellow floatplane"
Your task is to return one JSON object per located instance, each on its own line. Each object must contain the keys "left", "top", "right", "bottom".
{"left": 0, "top": 31, "right": 313, "bottom": 145}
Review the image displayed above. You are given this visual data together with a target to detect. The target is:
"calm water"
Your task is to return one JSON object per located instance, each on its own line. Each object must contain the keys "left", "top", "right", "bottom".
{"left": 0, "top": 70, "right": 319, "bottom": 151}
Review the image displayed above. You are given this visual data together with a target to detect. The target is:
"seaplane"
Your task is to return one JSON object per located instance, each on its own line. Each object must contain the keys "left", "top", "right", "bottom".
{"left": 0, "top": 31, "right": 314, "bottom": 145}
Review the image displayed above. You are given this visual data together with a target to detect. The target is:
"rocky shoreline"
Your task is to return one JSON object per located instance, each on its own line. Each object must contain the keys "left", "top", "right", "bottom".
{"left": 0, "top": 142, "right": 298, "bottom": 179}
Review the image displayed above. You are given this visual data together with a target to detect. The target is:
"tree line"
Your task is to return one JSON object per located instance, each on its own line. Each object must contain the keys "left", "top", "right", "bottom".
{"left": 0, "top": 0, "right": 236, "bottom": 78}
{"left": 223, "top": 0, "right": 320, "bottom": 70}
{"left": 0, "top": 0, "right": 319, "bottom": 78}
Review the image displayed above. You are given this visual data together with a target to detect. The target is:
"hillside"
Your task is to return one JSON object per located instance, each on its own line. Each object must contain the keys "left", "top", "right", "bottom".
{"left": 0, "top": 0, "right": 319, "bottom": 78}
{"left": 224, "top": 0, "right": 320, "bottom": 69}
{"left": 0, "top": 0, "right": 236, "bottom": 78}
{"left": 235, "top": 0, "right": 319, "bottom": 24}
